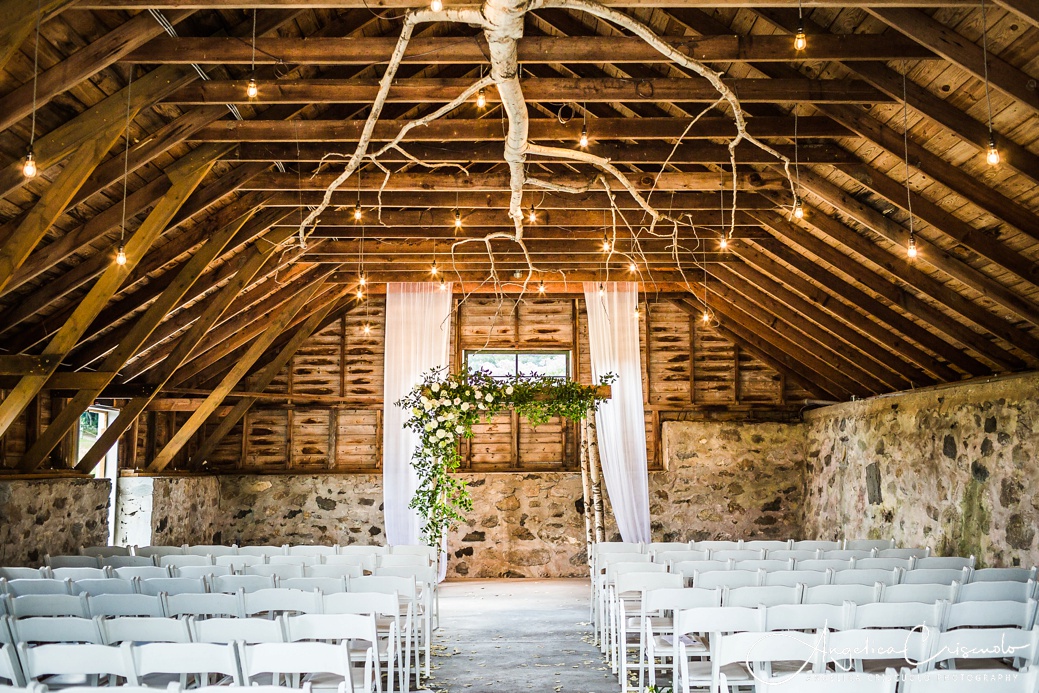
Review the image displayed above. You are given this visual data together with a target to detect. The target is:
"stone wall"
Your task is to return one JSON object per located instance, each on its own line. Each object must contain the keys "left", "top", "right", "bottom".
{"left": 115, "top": 476, "right": 222, "bottom": 547}
{"left": 0, "top": 478, "right": 110, "bottom": 566}
{"left": 802, "top": 372, "right": 1039, "bottom": 568}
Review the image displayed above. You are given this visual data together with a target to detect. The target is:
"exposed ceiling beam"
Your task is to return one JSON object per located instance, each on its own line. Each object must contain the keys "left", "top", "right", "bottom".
{"left": 73, "top": 0, "right": 984, "bottom": 8}
{"left": 993, "top": 0, "right": 1039, "bottom": 29}
{"left": 0, "top": 0, "right": 74, "bottom": 74}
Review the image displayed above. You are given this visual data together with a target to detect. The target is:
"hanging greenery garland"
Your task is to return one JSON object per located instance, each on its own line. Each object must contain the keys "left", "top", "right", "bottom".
{"left": 397, "top": 366, "right": 615, "bottom": 547}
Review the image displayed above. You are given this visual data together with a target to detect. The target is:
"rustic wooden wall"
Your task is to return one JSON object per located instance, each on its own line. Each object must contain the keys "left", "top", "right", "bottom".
{"left": 112, "top": 294, "right": 807, "bottom": 473}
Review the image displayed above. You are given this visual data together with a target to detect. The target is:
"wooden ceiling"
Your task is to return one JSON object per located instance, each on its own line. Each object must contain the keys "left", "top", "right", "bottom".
{"left": 0, "top": 0, "right": 1038, "bottom": 471}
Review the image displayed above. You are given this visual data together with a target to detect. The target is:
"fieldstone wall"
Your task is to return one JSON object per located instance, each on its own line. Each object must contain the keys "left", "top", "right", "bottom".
{"left": 0, "top": 478, "right": 110, "bottom": 566}
{"left": 115, "top": 476, "right": 221, "bottom": 547}
{"left": 802, "top": 372, "right": 1039, "bottom": 568}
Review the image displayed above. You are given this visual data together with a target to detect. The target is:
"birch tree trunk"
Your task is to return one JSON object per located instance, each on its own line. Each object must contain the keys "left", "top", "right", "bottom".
{"left": 579, "top": 416, "right": 594, "bottom": 567}
{"left": 587, "top": 410, "right": 606, "bottom": 543}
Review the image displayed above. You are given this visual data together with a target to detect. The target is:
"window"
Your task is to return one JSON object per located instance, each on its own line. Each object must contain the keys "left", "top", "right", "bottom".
{"left": 466, "top": 350, "right": 571, "bottom": 380}
{"left": 78, "top": 406, "right": 119, "bottom": 544}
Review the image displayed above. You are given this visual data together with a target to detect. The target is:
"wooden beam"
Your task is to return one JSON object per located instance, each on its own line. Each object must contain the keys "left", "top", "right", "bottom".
{"left": 0, "top": 0, "right": 74, "bottom": 74}
{"left": 72, "top": 224, "right": 302, "bottom": 473}
{"left": 994, "top": 0, "right": 1039, "bottom": 29}
{"left": 0, "top": 10, "right": 194, "bottom": 134}
{"left": 165, "top": 77, "right": 889, "bottom": 105}
{"left": 146, "top": 277, "right": 329, "bottom": 472}
{"left": 74, "top": 0, "right": 985, "bottom": 10}
{"left": 292, "top": 211, "right": 768, "bottom": 231}
{"left": 0, "top": 145, "right": 218, "bottom": 441}
{"left": 125, "top": 33, "right": 936, "bottom": 65}
{"left": 868, "top": 7, "right": 1039, "bottom": 114}
{"left": 0, "top": 120, "right": 126, "bottom": 296}
{"left": 187, "top": 297, "right": 343, "bottom": 468}
{"left": 0, "top": 355, "right": 59, "bottom": 376}
{"left": 17, "top": 208, "right": 253, "bottom": 472}
{"left": 194, "top": 116, "right": 852, "bottom": 142}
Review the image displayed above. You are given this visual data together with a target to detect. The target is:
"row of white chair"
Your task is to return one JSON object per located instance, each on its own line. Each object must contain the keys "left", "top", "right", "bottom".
{"left": 657, "top": 552, "right": 984, "bottom": 570}
{"left": 77, "top": 544, "right": 435, "bottom": 563}
{"left": 31, "top": 553, "right": 432, "bottom": 573}
{"left": 0, "top": 636, "right": 376, "bottom": 692}
{"left": 726, "top": 668, "right": 1039, "bottom": 693}
{"left": 596, "top": 539, "right": 902, "bottom": 552}
{"left": 1, "top": 685, "right": 321, "bottom": 693}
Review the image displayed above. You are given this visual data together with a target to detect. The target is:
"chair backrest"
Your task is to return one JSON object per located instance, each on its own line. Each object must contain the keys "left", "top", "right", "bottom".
{"left": 832, "top": 569, "right": 900, "bottom": 587}
{"left": 899, "top": 667, "right": 1038, "bottom": 693}
{"left": 50, "top": 567, "right": 109, "bottom": 581}
{"left": 388, "top": 544, "right": 435, "bottom": 559}
{"left": 5, "top": 579, "right": 73, "bottom": 597}
{"left": 101, "top": 617, "right": 192, "bottom": 644}
{"left": 322, "top": 591, "right": 401, "bottom": 617}
{"left": 766, "top": 550, "right": 820, "bottom": 562}
{"left": 641, "top": 587, "right": 721, "bottom": 614}
{"left": 88, "top": 594, "right": 166, "bottom": 618}
{"left": 349, "top": 576, "right": 416, "bottom": 601}
{"left": 112, "top": 566, "right": 171, "bottom": 580}
{"left": 691, "top": 541, "right": 742, "bottom": 551}
{"left": 267, "top": 556, "right": 320, "bottom": 567}
{"left": 598, "top": 553, "right": 652, "bottom": 572}
{"left": 734, "top": 559, "right": 794, "bottom": 573}
{"left": 238, "top": 641, "right": 360, "bottom": 689}
{"left": 45, "top": 556, "right": 99, "bottom": 570}
{"left": 208, "top": 575, "right": 276, "bottom": 594}
{"left": 943, "top": 599, "right": 1037, "bottom": 630}
{"left": 880, "top": 583, "right": 957, "bottom": 604}
{"left": 710, "top": 549, "right": 766, "bottom": 562}
{"left": 723, "top": 585, "right": 801, "bottom": 608}
{"left": 281, "top": 577, "right": 348, "bottom": 594}
{"left": 159, "top": 554, "right": 214, "bottom": 569}
{"left": 821, "top": 550, "right": 874, "bottom": 561}
{"left": 0, "top": 569, "right": 44, "bottom": 581}
{"left": 672, "top": 560, "right": 729, "bottom": 580}
{"left": 843, "top": 539, "right": 894, "bottom": 552}
{"left": 283, "top": 613, "right": 378, "bottom": 645}
{"left": 241, "top": 588, "right": 322, "bottom": 617}
{"left": 762, "top": 570, "right": 830, "bottom": 588}
{"left": 736, "top": 669, "right": 898, "bottom": 692}
{"left": 132, "top": 642, "right": 243, "bottom": 685}
{"left": 796, "top": 559, "right": 854, "bottom": 572}
{"left": 713, "top": 629, "right": 823, "bottom": 677}
{"left": 927, "top": 627, "right": 1039, "bottom": 669}
{"left": 764, "top": 603, "right": 847, "bottom": 631}
{"left": 17, "top": 642, "right": 136, "bottom": 683}
{"left": 970, "top": 567, "right": 1037, "bottom": 583}
{"left": 791, "top": 541, "right": 841, "bottom": 551}
{"left": 913, "top": 556, "right": 974, "bottom": 571}
{"left": 823, "top": 628, "right": 928, "bottom": 671}
{"left": 0, "top": 644, "right": 24, "bottom": 686}
{"left": 176, "top": 565, "right": 231, "bottom": 580}
{"left": 593, "top": 542, "right": 644, "bottom": 558}
{"left": 378, "top": 555, "right": 430, "bottom": 568}
{"left": 165, "top": 591, "right": 243, "bottom": 618}
{"left": 901, "top": 568, "right": 969, "bottom": 586}
{"left": 957, "top": 580, "right": 1035, "bottom": 603}
{"left": 304, "top": 564, "right": 362, "bottom": 580}
{"left": 100, "top": 556, "right": 153, "bottom": 569}
{"left": 73, "top": 578, "right": 135, "bottom": 596}
{"left": 605, "top": 562, "right": 667, "bottom": 585}
{"left": 11, "top": 616, "right": 104, "bottom": 644}
{"left": 655, "top": 550, "right": 710, "bottom": 566}
{"left": 674, "top": 605, "right": 764, "bottom": 636}
{"left": 10, "top": 594, "right": 90, "bottom": 618}
{"left": 237, "top": 546, "right": 287, "bottom": 557}
{"left": 802, "top": 584, "right": 880, "bottom": 606}
{"left": 214, "top": 555, "right": 265, "bottom": 570}
{"left": 191, "top": 616, "right": 286, "bottom": 644}
{"left": 614, "top": 572, "right": 683, "bottom": 597}
{"left": 80, "top": 547, "right": 131, "bottom": 559}
{"left": 876, "top": 548, "right": 929, "bottom": 560}
{"left": 135, "top": 546, "right": 186, "bottom": 559}
{"left": 337, "top": 545, "right": 388, "bottom": 556}
{"left": 743, "top": 540, "right": 793, "bottom": 551}
{"left": 245, "top": 564, "right": 304, "bottom": 580}
{"left": 854, "top": 558, "right": 912, "bottom": 572}
{"left": 850, "top": 601, "right": 944, "bottom": 629}
{"left": 138, "top": 577, "right": 207, "bottom": 596}
{"left": 287, "top": 546, "right": 338, "bottom": 558}
{"left": 646, "top": 542, "right": 692, "bottom": 557}
{"left": 695, "top": 570, "right": 760, "bottom": 590}
{"left": 185, "top": 545, "right": 238, "bottom": 557}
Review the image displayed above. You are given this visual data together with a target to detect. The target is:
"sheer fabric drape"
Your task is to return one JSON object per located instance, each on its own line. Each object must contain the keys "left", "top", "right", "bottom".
{"left": 382, "top": 282, "right": 453, "bottom": 546}
{"left": 582, "top": 282, "right": 652, "bottom": 543}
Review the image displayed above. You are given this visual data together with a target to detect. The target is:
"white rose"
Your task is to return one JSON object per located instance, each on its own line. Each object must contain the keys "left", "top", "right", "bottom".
{"left": 474, "top": 390, "right": 482, "bottom": 399}
{"left": 454, "top": 397, "right": 461, "bottom": 405}
{"left": 450, "top": 381, "right": 457, "bottom": 389}
{"left": 445, "top": 412, "right": 454, "bottom": 420}
{"left": 478, "top": 403, "right": 486, "bottom": 410}
{"left": 485, "top": 393, "right": 494, "bottom": 402}
{"left": 437, "top": 415, "right": 445, "bottom": 422}
{"left": 439, "top": 439, "right": 447, "bottom": 447}
{"left": 425, "top": 423, "right": 434, "bottom": 431}
{"left": 505, "top": 385, "right": 514, "bottom": 395}
{"left": 423, "top": 401, "right": 433, "bottom": 411}
{"left": 435, "top": 429, "right": 446, "bottom": 439}
{"left": 431, "top": 383, "right": 440, "bottom": 393}
{"left": 461, "top": 402, "right": 470, "bottom": 411}
{"left": 455, "top": 425, "right": 465, "bottom": 434}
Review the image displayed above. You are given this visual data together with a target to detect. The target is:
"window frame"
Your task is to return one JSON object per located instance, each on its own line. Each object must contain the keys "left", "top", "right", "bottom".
{"left": 463, "top": 348, "right": 572, "bottom": 381}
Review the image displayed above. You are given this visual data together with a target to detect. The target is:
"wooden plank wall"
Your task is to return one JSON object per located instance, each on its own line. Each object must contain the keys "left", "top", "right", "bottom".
{"left": 121, "top": 295, "right": 807, "bottom": 473}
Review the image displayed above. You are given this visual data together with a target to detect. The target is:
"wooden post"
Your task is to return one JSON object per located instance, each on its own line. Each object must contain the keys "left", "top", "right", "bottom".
{"left": 587, "top": 410, "right": 606, "bottom": 543}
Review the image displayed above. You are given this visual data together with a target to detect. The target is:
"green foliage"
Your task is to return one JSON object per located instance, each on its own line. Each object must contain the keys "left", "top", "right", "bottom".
{"left": 396, "top": 366, "right": 615, "bottom": 546}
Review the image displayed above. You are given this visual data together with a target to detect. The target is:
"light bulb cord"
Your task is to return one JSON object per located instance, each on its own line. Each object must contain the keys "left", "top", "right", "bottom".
{"left": 980, "top": 0, "right": 995, "bottom": 136}
{"left": 901, "top": 63, "right": 915, "bottom": 241}
{"left": 120, "top": 70, "right": 134, "bottom": 247}
{"left": 250, "top": 9, "right": 257, "bottom": 73}
{"left": 28, "top": 0, "right": 42, "bottom": 148}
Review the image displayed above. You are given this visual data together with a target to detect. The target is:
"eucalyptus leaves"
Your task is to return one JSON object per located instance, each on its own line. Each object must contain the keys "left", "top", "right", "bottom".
{"left": 397, "top": 366, "right": 615, "bottom": 547}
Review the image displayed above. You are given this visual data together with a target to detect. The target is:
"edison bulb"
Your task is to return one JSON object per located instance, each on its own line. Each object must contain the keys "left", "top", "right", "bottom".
{"left": 628, "top": 262, "right": 637, "bottom": 273}
{"left": 430, "top": 262, "right": 439, "bottom": 277}
{"left": 907, "top": 237, "right": 918, "bottom": 259}
{"left": 246, "top": 78, "right": 258, "bottom": 98}
{"left": 538, "top": 282, "right": 546, "bottom": 294}
{"left": 363, "top": 322, "right": 372, "bottom": 335}
{"left": 476, "top": 88, "right": 486, "bottom": 109}
{"left": 430, "top": 0, "right": 443, "bottom": 10}
{"left": 115, "top": 245, "right": 127, "bottom": 266}
{"left": 22, "top": 150, "right": 37, "bottom": 179}
{"left": 356, "top": 288, "right": 365, "bottom": 299}
{"left": 793, "top": 199, "right": 805, "bottom": 219}
{"left": 438, "top": 280, "right": 448, "bottom": 292}
{"left": 986, "top": 137, "right": 1000, "bottom": 166}
{"left": 602, "top": 239, "right": 611, "bottom": 253}
{"left": 720, "top": 236, "right": 728, "bottom": 250}
{"left": 702, "top": 310, "right": 710, "bottom": 324}
{"left": 528, "top": 205, "right": 536, "bottom": 224}
{"left": 794, "top": 25, "right": 807, "bottom": 51}
{"left": 353, "top": 205, "right": 363, "bottom": 221}
{"left": 358, "top": 275, "right": 367, "bottom": 287}
{"left": 579, "top": 124, "right": 588, "bottom": 148}
{"left": 454, "top": 210, "right": 463, "bottom": 228}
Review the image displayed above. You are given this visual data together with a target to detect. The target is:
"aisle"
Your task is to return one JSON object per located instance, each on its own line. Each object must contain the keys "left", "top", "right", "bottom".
{"left": 425, "top": 579, "right": 616, "bottom": 693}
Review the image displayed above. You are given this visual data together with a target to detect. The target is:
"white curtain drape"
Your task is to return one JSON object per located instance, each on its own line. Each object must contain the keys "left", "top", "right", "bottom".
{"left": 382, "top": 282, "right": 453, "bottom": 546}
{"left": 582, "top": 282, "right": 652, "bottom": 543}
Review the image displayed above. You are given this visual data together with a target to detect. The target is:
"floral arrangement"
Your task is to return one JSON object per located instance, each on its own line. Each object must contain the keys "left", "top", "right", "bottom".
{"left": 396, "top": 366, "right": 615, "bottom": 546}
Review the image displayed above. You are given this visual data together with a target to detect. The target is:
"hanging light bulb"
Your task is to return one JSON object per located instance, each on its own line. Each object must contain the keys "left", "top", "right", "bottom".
{"left": 358, "top": 275, "right": 367, "bottom": 287}
{"left": 628, "top": 261, "right": 637, "bottom": 273}
{"left": 601, "top": 236, "right": 611, "bottom": 253}
{"left": 353, "top": 204, "right": 363, "bottom": 221}
{"left": 430, "top": 0, "right": 443, "bottom": 10}
{"left": 115, "top": 245, "right": 127, "bottom": 266}
{"left": 537, "top": 281, "right": 546, "bottom": 294}
{"left": 22, "top": 148, "right": 37, "bottom": 179}
{"left": 719, "top": 235, "right": 729, "bottom": 250}
{"left": 579, "top": 123, "right": 588, "bottom": 148}
{"left": 702, "top": 309, "right": 710, "bottom": 324}
{"left": 986, "top": 135, "right": 1000, "bottom": 166}
{"left": 793, "top": 198, "right": 805, "bottom": 219}
{"left": 476, "top": 87, "right": 486, "bottom": 109}
{"left": 528, "top": 204, "right": 536, "bottom": 224}
{"left": 430, "top": 261, "right": 439, "bottom": 277}
{"left": 356, "top": 287, "right": 365, "bottom": 300}
{"left": 634, "top": 306, "right": 641, "bottom": 319}
{"left": 438, "top": 279, "right": 448, "bottom": 292}
{"left": 363, "top": 322, "right": 372, "bottom": 335}
{"left": 794, "top": 22, "right": 807, "bottom": 51}
{"left": 598, "top": 283, "right": 605, "bottom": 297}
{"left": 454, "top": 209, "right": 463, "bottom": 229}
{"left": 907, "top": 234, "right": 918, "bottom": 259}
{"left": 246, "top": 78, "right": 258, "bottom": 98}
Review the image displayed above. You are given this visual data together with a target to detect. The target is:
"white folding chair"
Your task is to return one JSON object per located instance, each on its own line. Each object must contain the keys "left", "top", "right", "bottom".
{"left": 823, "top": 628, "right": 929, "bottom": 674}
{"left": 238, "top": 546, "right": 287, "bottom": 558}
{"left": 0, "top": 570, "right": 45, "bottom": 581}
{"left": 165, "top": 591, "right": 243, "bottom": 618}
{"left": 209, "top": 575, "right": 276, "bottom": 594}
{"left": 79, "top": 547, "right": 131, "bottom": 559}
{"left": 350, "top": 576, "right": 421, "bottom": 686}
{"left": 88, "top": 594, "right": 166, "bottom": 618}
{"left": 613, "top": 572, "right": 683, "bottom": 691}
{"left": 713, "top": 628, "right": 823, "bottom": 683}
{"left": 822, "top": 550, "right": 874, "bottom": 561}
{"left": 73, "top": 578, "right": 135, "bottom": 596}
{"left": 765, "top": 603, "right": 848, "bottom": 632}
{"left": 138, "top": 578, "right": 206, "bottom": 597}
{"left": 797, "top": 559, "right": 854, "bottom": 572}
{"left": 175, "top": 565, "right": 231, "bottom": 580}
{"left": 602, "top": 563, "right": 666, "bottom": 658}
{"left": 215, "top": 555, "right": 265, "bottom": 571}
{"left": 943, "top": 599, "right": 1037, "bottom": 630}
{"left": 101, "top": 617, "right": 192, "bottom": 644}
{"left": 10, "top": 595, "right": 89, "bottom": 618}
{"left": 690, "top": 541, "right": 742, "bottom": 551}
{"left": 958, "top": 581, "right": 1036, "bottom": 603}
{"left": 694, "top": 570, "right": 759, "bottom": 590}
{"left": 971, "top": 568, "right": 1038, "bottom": 584}
{"left": 5, "top": 580, "right": 73, "bottom": 597}
{"left": 132, "top": 642, "right": 243, "bottom": 687}
{"left": 387, "top": 546, "right": 434, "bottom": 560}
{"left": 728, "top": 669, "right": 898, "bottom": 692}
{"left": 288, "top": 547, "right": 338, "bottom": 558}
{"left": 282, "top": 578, "right": 348, "bottom": 595}
{"left": 877, "top": 548, "right": 930, "bottom": 560}
{"left": 899, "top": 667, "right": 1039, "bottom": 692}
{"left": 113, "top": 566, "right": 170, "bottom": 581}
{"left": 324, "top": 556, "right": 374, "bottom": 574}
{"left": 671, "top": 561, "right": 729, "bottom": 586}
{"left": 283, "top": 614, "right": 384, "bottom": 692}
{"left": 242, "top": 589, "right": 322, "bottom": 618}
{"left": 338, "top": 546, "right": 387, "bottom": 557}
{"left": 49, "top": 568, "right": 108, "bottom": 582}
{"left": 802, "top": 584, "right": 880, "bottom": 606}
{"left": 881, "top": 583, "right": 958, "bottom": 604}
{"left": 767, "top": 550, "right": 820, "bottom": 562}
{"left": 238, "top": 641, "right": 374, "bottom": 692}
{"left": 844, "top": 540, "right": 894, "bottom": 552}
{"left": 710, "top": 549, "right": 765, "bottom": 562}
{"left": 322, "top": 592, "right": 407, "bottom": 693}
{"left": 850, "top": 601, "right": 945, "bottom": 630}
{"left": 855, "top": 558, "right": 913, "bottom": 572}
{"left": 190, "top": 616, "right": 286, "bottom": 644}
{"left": 672, "top": 606, "right": 765, "bottom": 693}
{"left": 11, "top": 617, "right": 104, "bottom": 644}
{"left": 792, "top": 541, "right": 841, "bottom": 551}
{"left": 0, "top": 644, "right": 24, "bottom": 686}
{"left": 45, "top": 557, "right": 98, "bottom": 570}
{"left": 159, "top": 555, "right": 214, "bottom": 569}
{"left": 734, "top": 559, "right": 794, "bottom": 572}
{"left": 246, "top": 565, "right": 305, "bottom": 581}
{"left": 306, "top": 565, "right": 362, "bottom": 580}
{"left": 833, "top": 569, "right": 901, "bottom": 586}
{"left": 135, "top": 546, "right": 186, "bottom": 561}
{"left": 269, "top": 556, "right": 322, "bottom": 567}
{"left": 927, "top": 626, "right": 1039, "bottom": 671}
{"left": 99, "top": 557, "right": 153, "bottom": 570}
{"left": 902, "top": 568, "right": 970, "bottom": 586}
{"left": 647, "top": 543, "right": 693, "bottom": 558}
{"left": 723, "top": 585, "right": 802, "bottom": 608}
{"left": 744, "top": 540, "right": 793, "bottom": 552}
{"left": 17, "top": 642, "right": 136, "bottom": 687}
{"left": 762, "top": 570, "right": 830, "bottom": 587}
{"left": 655, "top": 550, "right": 710, "bottom": 566}
{"left": 914, "top": 556, "right": 975, "bottom": 571}
{"left": 185, "top": 546, "right": 238, "bottom": 558}
{"left": 642, "top": 588, "right": 721, "bottom": 690}
{"left": 377, "top": 556, "right": 428, "bottom": 569}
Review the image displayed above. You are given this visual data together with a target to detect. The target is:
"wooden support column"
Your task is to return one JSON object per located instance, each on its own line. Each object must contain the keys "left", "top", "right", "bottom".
{"left": 17, "top": 204, "right": 251, "bottom": 471}
{"left": 147, "top": 278, "right": 330, "bottom": 472}
{"left": 186, "top": 294, "right": 344, "bottom": 469}
{"left": 0, "top": 146, "right": 218, "bottom": 442}
{"left": 73, "top": 225, "right": 301, "bottom": 473}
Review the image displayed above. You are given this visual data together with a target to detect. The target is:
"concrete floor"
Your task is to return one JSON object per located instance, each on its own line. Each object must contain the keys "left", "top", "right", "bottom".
{"left": 424, "top": 579, "right": 618, "bottom": 693}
